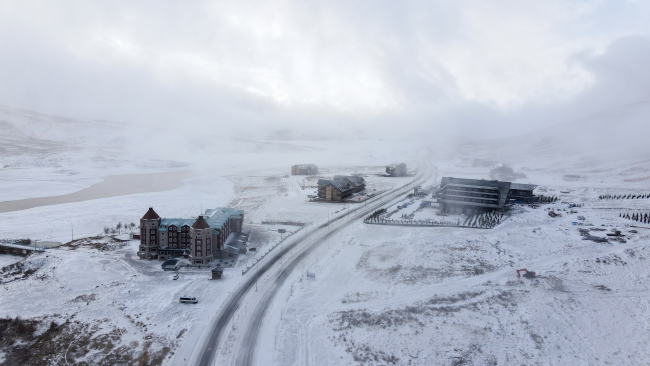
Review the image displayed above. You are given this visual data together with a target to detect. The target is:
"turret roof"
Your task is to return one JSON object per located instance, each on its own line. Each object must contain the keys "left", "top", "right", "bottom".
{"left": 141, "top": 207, "right": 160, "bottom": 220}
{"left": 192, "top": 216, "right": 211, "bottom": 229}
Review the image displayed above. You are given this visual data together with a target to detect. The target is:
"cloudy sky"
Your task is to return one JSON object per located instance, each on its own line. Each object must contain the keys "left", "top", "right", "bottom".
{"left": 1, "top": 1, "right": 649, "bottom": 140}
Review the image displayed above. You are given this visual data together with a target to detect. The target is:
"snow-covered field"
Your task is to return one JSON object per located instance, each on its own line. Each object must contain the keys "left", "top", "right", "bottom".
{"left": 0, "top": 106, "right": 429, "bottom": 365}
{"left": 2, "top": 105, "right": 650, "bottom": 365}
{"left": 270, "top": 154, "right": 650, "bottom": 366}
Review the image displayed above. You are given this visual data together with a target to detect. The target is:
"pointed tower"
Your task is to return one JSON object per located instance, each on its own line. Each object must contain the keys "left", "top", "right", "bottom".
{"left": 139, "top": 207, "right": 161, "bottom": 259}
{"left": 189, "top": 216, "right": 213, "bottom": 265}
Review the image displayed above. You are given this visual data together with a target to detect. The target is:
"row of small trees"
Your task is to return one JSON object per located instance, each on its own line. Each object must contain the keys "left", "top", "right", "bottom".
{"left": 103, "top": 222, "right": 137, "bottom": 236}
{"left": 538, "top": 195, "right": 559, "bottom": 203}
{"left": 366, "top": 208, "right": 388, "bottom": 222}
{"left": 462, "top": 212, "right": 503, "bottom": 229}
{"left": 364, "top": 210, "right": 503, "bottom": 229}
{"left": 620, "top": 212, "right": 649, "bottom": 224}
{"left": 601, "top": 194, "right": 650, "bottom": 200}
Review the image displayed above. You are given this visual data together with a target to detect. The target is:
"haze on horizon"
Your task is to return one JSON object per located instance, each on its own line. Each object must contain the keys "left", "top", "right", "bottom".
{"left": 1, "top": 1, "right": 650, "bottom": 143}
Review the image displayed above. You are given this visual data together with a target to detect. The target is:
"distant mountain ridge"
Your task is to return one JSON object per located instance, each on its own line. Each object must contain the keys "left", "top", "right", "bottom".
{"left": 456, "top": 100, "right": 650, "bottom": 163}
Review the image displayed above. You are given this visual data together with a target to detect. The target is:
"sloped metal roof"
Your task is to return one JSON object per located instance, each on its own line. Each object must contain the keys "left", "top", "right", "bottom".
{"left": 205, "top": 207, "right": 244, "bottom": 229}
{"left": 334, "top": 175, "right": 365, "bottom": 186}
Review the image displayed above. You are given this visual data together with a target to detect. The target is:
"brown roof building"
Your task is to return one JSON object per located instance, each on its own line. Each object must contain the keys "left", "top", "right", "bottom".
{"left": 138, "top": 207, "right": 245, "bottom": 265}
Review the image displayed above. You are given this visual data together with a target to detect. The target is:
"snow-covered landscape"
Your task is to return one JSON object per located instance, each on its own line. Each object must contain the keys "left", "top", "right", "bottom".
{"left": 2, "top": 102, "right": 650, "bottom": 365}
{"left": 2, "top": 2, "right": 650, "bottom": 365}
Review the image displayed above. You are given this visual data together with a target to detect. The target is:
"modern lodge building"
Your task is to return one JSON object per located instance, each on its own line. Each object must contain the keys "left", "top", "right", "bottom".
{"left": 437, "top": 177, "right": 537, "bottom": 215}
{"left": 139, "top": 207, "right": 244, "bottom": 264}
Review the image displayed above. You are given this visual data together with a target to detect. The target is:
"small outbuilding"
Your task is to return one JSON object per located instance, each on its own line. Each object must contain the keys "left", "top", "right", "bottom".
{"left": 211, "top": 267, "right": 223, "bottom": 280}
{"left": 161, "top": 258, "right": 181, "bottom": 271}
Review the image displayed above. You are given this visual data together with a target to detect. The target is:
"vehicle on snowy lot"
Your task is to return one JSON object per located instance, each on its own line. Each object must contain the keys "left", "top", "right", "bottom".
{"left": 179, "top": 297, "right": 198, "bottom": 304}
{"left": 173, "top": 274, "right": 179, "bottom": 280}
{"left": 516, "top": 269, "right": 536, "bottom": 279}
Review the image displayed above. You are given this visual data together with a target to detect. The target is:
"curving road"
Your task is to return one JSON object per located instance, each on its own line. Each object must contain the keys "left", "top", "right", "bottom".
{"left": 196, "top": 160, "right": 433, "bottom": 366}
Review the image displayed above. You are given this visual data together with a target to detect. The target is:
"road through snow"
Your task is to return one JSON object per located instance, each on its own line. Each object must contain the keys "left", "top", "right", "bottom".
{"left": 191, "top": 159, "right": 433, "bottom": 366}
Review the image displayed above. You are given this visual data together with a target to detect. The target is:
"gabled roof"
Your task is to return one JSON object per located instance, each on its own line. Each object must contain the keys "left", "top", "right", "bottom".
{"left": 333, "top": 175, "right": 365, "bottom": 186}
{"left": 141, "top": 207, "right": 160, "bottom": 220}
{"left": 327, "top": 180, "right": 352, "bottom": 191}
{"left": 387, "top": 163, "right": 406, "bottom": 168}
{"left": 192, "top": 216, "right": 211, "bottom": 229}
{"left": 318, "top": 177, "right": 357, "bottom": 191}
{"left": 159, "top": 218, "right": 194, "bottom": 231}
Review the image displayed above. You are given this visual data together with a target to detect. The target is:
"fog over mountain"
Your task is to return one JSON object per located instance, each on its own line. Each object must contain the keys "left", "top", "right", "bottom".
{"left": 0, "top": 1, "right": 649, "bottom": 147}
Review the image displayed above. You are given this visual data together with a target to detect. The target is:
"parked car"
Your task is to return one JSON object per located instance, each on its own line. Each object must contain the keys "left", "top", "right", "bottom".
{"left": 173, "top": 274, "right": 179, "bottom": 280}
{"left": 179, "top": 297, "right": 198, "bottom": 304}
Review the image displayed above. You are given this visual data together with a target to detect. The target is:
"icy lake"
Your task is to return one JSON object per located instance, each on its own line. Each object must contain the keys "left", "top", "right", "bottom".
{"left": 0, "top": 170, "right": 195, "bottom": 213}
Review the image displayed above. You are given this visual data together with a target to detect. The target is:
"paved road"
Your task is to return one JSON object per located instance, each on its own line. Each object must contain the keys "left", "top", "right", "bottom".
{"left": 196, "top": 163, "right": 432, "bottom": 366}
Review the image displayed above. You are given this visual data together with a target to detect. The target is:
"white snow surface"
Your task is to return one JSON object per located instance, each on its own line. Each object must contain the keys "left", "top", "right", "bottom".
{"left": 267, "top": 153, "right": 650, "bottom": 366}
{"left": 1, "top": 106, "right": 650, "bottom": 365}
{"left": 0, "top": 110, "right": 428, "bottom": 365}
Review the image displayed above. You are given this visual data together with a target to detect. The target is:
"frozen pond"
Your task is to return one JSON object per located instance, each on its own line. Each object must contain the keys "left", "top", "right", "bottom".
{"left": 0, "top": 170, "right": 195, "bottom": 213}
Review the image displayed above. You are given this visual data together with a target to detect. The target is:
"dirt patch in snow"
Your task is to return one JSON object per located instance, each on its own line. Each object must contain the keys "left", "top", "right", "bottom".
{"left": 0, "top": 255, "right": 45, "bottom": 284}
{"left": 0, "top": 315, "right": 171, "bottom": 366}
{"left": 61, "top": 236, "right": 129, "bottom": 252}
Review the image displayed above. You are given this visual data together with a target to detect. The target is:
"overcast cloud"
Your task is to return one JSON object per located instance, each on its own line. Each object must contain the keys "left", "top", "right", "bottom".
{"left": 0, "top": 0, "right": 649, "bottom": 140}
